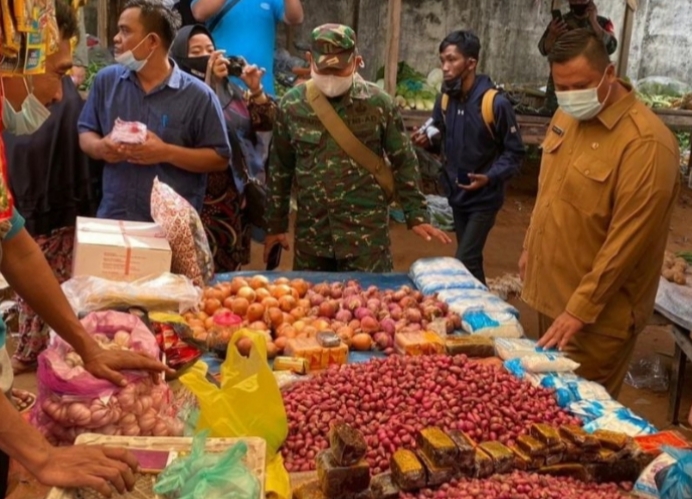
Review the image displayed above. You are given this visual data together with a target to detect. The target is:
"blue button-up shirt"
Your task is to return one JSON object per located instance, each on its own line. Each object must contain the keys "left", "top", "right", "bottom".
{"left": 78, "top": 63, "right": 231, "bottom": 222}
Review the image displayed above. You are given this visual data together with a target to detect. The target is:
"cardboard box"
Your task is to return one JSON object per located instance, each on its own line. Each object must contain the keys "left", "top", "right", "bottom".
{"left": 73, "top": 217, "right": 172, "bottom": 282}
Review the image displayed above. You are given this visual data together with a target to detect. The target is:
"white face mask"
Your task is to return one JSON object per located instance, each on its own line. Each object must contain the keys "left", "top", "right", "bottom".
{"left": 1, "top": 78, "right": 51, "bottom": 135}
{"left": 555, "top": 68, "right": 612, "bottom": 121}
{"left": 310, "top": 68, "right": 354, "bottom": 98}
{"left": 115, "top": 35, "right": 154, "bottom": 72}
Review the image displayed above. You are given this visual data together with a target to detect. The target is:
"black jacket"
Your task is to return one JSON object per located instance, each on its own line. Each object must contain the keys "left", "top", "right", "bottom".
{"left": 432, "top": 74, "right": 525, "bottom": 212}
{"left": 4, "top": 77, "right": 102, "bottom": 237}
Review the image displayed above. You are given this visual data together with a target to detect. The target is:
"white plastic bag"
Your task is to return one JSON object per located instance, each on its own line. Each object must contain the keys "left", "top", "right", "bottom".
{"left": 495, "top": 338, "right": 557, "bottom": 360}
{"left": 520, "top": 353, "right": 579, "bottom": 373}
{"left": 583, "top": 408, "right": 657, "bottom": 436}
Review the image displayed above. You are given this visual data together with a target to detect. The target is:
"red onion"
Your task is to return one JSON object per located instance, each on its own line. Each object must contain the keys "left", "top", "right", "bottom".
{"left": 373, "top": 332, "right": 392, "bottom": 350}
{"left": 360, "top": 316, "right": 379, "bottom": 334}
{"left": 335, "top": 309, "right": 353, "bottom": 323}
{"left": 404, "top": 308, "right": 423, "bottom": 323}
{"left": 354, "top": 307, "right": 374, "bottom": 321}
{"left": 380, "top": 318, "right": 396, "bottom": 335}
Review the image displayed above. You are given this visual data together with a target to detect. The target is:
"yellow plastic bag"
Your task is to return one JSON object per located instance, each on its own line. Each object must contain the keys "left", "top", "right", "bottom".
{"left": 180, "top": 329, "right": 290, "bottom": 499}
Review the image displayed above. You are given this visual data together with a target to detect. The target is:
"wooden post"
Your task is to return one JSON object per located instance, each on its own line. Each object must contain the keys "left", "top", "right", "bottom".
{"left": 616, "top": 0, "right": 638, "bottom": 78}
{"left": 384, "top": 0, "right": 402, "bottom": 96}
{"left": 97, "top": 0, "right": 108, "bottom": 48}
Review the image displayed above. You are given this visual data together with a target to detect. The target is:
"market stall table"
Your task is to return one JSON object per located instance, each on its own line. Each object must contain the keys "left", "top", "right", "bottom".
{"left": 653, "top": 278, "right": 692, "bottom": 426}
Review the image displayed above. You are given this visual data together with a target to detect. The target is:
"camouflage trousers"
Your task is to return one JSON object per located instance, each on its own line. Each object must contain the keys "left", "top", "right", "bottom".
{"left": 293, "top": 248, "right": 394, "bottom": 273}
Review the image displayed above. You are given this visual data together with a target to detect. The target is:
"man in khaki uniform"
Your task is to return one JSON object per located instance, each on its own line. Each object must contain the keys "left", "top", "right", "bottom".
{"left": 520, "top": 29, "right": 680, "bottom": 397}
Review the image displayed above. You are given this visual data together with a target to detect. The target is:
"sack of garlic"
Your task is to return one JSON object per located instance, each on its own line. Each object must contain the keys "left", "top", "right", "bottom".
{"left": 30, "top": 310, "right": 185, "bottom": 445}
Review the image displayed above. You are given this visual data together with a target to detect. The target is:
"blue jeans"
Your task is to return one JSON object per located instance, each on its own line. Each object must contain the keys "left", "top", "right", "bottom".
{"left": 452, "top": 208, "right": 498, "bottom": 285}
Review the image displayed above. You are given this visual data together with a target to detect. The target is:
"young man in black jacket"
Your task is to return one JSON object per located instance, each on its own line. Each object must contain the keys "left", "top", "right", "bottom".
{"left": 414, "top": 30, "right": 525, "bottom": 285}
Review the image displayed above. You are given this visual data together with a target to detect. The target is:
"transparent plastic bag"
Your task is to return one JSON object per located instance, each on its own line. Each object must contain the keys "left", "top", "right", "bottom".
{"left": 635, "top": 77, "right": 692, "bottom": 97}
{"left": 61, "top": 273, "right": 201, "bottom": 315}
{"left": 154, "top": 431, "right": 261, "bottom": 499}
{"left": 426, "top": 195, "right": 454, "bottom": 231}
{"left": 625, "top": 354, "right": 670, "bottom": 392}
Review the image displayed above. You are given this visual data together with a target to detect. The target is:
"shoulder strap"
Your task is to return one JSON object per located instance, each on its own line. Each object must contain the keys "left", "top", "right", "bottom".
{"left": 305, "top": 81, "right": 395, "bottom": 201}
{"left": 482, "top": 89, "right": 498, "bottom": 140}
{"left": 441, "top": 93, "right": 448, "bottom": 124}
{"left": 207, "top": 0, "right": 243, "bottom": 33}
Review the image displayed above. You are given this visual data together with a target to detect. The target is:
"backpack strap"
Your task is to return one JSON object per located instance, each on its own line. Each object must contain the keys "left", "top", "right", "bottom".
{"left": 482, "top": 89, "right": 499, "bottom": 140}
{"left": 441, "top": 93, "right": 449, "bottom": 125}
{"left": 305, "top": 81, "right": 395, "bottom": 202}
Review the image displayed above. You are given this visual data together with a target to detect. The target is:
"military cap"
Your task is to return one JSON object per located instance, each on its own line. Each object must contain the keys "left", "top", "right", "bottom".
{"left": 310, "top": 23, "right": 357, "bottom": 70}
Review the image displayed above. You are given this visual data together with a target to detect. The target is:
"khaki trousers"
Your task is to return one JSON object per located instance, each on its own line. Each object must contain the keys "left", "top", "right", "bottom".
{"left": 538, "top": 314, "right": 637, "bottom": 398}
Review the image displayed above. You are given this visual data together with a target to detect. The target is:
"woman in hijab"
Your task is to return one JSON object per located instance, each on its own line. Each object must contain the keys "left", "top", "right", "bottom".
{"left": 170, "top": 25, "right": 276, "bottom": 272}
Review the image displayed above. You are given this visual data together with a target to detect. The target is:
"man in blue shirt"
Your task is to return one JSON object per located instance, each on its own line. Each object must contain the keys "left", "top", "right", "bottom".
{"left": 414, "top": 31, "right": 525, "bottom": 285}
{"left": 79, "top": 0, "right": 231, "bottom": 222}
{"left": 190, "top": 0, "right": 304, "bottom": 96}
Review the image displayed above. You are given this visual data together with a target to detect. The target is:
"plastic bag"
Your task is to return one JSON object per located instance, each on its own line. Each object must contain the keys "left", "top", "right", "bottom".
{"left": 180, "top": 329, "right": 290, "bottom": 499}
{"left": 656, "top": 278, "right": 692, "bottom": 332}
{"left": 154, "top": 431, "right": 260, "bottom": 499}
{"left": 520, "top": 353, "right": 579, "bottom": 373}
{"left": 462, "top": 310, "right": 524, "bottom": 338}
{"left": 655, "top": 446, "right": 692, "bottom": 499}
{"left": 634, "top": 450, "right": 676, "bottom": 499}
{"left": 31, "top": 311, "right": 182, "bottom": 445}
{"left": 583, "top": 408, "right": 657, "bottom": 437}
{"left": 635, "top": 77, "right": 692, "bottom": 97}
{"left": 495, "top": 338, "right": 559, "bottom": 360}
{"left": 439, "top": 289, "right": 519, "bottom": 316}
{"left": 111, "top": 118, "right": 148, "bottom": 144}
{"left": 426, "top": 195, "right": 454, "bottom": 231}
{"left": 61, "top": 273, "right": 201, "bottom": 315}
{"left": 625, "top": 355, "right": 670, "bottom": 392}
{"left": 567, "top": 399, "right": 626, "bottom": 421}
{"left": 409, "top": 257, "right": 488, "bottom": 293}
{"left": 151, "top": 177, "right": 214, "bottom": 286}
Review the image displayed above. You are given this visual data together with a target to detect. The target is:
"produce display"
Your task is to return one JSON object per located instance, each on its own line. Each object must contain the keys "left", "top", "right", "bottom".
{"left": 281, "top": 354, "right": 579, "bottom": 474}
{"left": 662, "top": 251, "right": 691, "bottom": 285}
{"left": 398, "top": 472, "right": 633, "bottom": 499}
{"left": 184, "top": 277, "right": 461, "bottom": 358}
{"left": 31, "top": 311, "right": 183, "bottom": 445}
{"left": 375, "top": 63, "right": 440, "bottom": 111}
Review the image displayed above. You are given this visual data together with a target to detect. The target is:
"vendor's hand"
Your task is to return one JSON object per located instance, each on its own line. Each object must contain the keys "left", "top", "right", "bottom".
{"left": 264, "top": 233, "right": 290, "bottom": 263}
{"left": 411, "top": 128, "right": 431, "bottom": 148}
{"left": 123, "top": 131, "right": 170, "bottom": 165}
{"left": 458, "top": 173, "right": 489, "bottom": 191}
{"left": 241, "top": 64, "right": 265, "bottom": 94}
{"left": 412, "top": 224, "right": 452, "bottom": 244}
{"left": 587, "top": 2, "right": 598, "bottom": 23}
{"left": 208, "top": 50, "right": 230, "bottom": 81}
{"left": 99, "top": 136, "right": 128, "bottom": 163}
{"left": 81, "top": 344, "right": 173, "bottom": 386}
{"left": 518, "top": 250, "right": 528, "bottom": 281}
{"left": 31, "top": 445, "right": 138, "bottom": 497}
{"left": 537, "top": 312, "right": 584, "bottom": 351}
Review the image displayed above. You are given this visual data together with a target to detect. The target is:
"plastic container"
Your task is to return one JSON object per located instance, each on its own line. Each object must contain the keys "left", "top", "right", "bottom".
{"left": 206, "top": 311, "right": 243, "bottom": 351}
{"left": 46, "top": 433, "right": 266, "bottom": 499}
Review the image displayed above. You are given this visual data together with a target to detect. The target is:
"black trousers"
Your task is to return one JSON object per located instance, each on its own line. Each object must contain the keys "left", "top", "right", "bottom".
{"left": 452, "top": 208, "right": 498, "bottom": 285}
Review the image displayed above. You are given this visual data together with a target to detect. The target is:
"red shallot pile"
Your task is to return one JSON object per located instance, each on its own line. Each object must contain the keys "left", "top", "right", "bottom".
{"left": 399, "top": 472, "right": 632, "bottom": 499}
{"left": 282, "top": 355, "right": 580, "bottom": 473}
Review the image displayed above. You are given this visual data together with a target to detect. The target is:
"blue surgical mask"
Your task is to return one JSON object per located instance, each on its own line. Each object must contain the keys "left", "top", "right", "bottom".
{"left": 1, "top": 78, "right": 51, "bottom": 135}
{"left": 115, "top": 35, "right": 154, "bottom": 72}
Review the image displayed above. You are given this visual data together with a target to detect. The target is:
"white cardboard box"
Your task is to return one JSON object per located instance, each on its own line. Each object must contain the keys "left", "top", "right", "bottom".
{"left": 73, "top": 217, "right": 172, "bottom": 282}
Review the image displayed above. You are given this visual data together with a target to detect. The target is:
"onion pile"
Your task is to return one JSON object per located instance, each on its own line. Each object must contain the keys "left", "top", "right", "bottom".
{"left": 186, "top": 277, "right": 461, "bottom": 357}
{"left": 35, "top": 378, "right": 183, "bottom": 445}
{"left": 281, "top": 355, "right": 579, "bottom": 474}
{"left": 400, "top": 472, "right": 632, "bottom": 499}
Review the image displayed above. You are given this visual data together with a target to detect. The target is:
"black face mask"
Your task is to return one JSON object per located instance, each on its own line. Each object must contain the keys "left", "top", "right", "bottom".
{"left": 176, "top": 55, "right": 210, "bottom": 81}
{"left": 570, "top": 4, "right": 588, "bottom": 16}
{"left": 441, "top": 61, "right": 473, "bottom": 97}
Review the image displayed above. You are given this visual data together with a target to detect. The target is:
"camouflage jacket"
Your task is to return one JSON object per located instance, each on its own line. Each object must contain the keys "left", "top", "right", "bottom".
{"left": 265, "top": 79, "right": 429, "bottom": 259}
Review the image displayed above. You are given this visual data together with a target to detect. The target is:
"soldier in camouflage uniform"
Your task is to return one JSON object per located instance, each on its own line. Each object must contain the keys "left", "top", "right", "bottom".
{"left": 264, "top": 24, "right": 451, "bottom": 273}
{"left": 539, "top": 0, "right": 617, "bottom": 113}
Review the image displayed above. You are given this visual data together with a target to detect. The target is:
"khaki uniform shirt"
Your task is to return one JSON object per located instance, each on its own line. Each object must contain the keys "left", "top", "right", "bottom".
{"left": 522, "top": 86, "right": 681, "bottom": 339}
